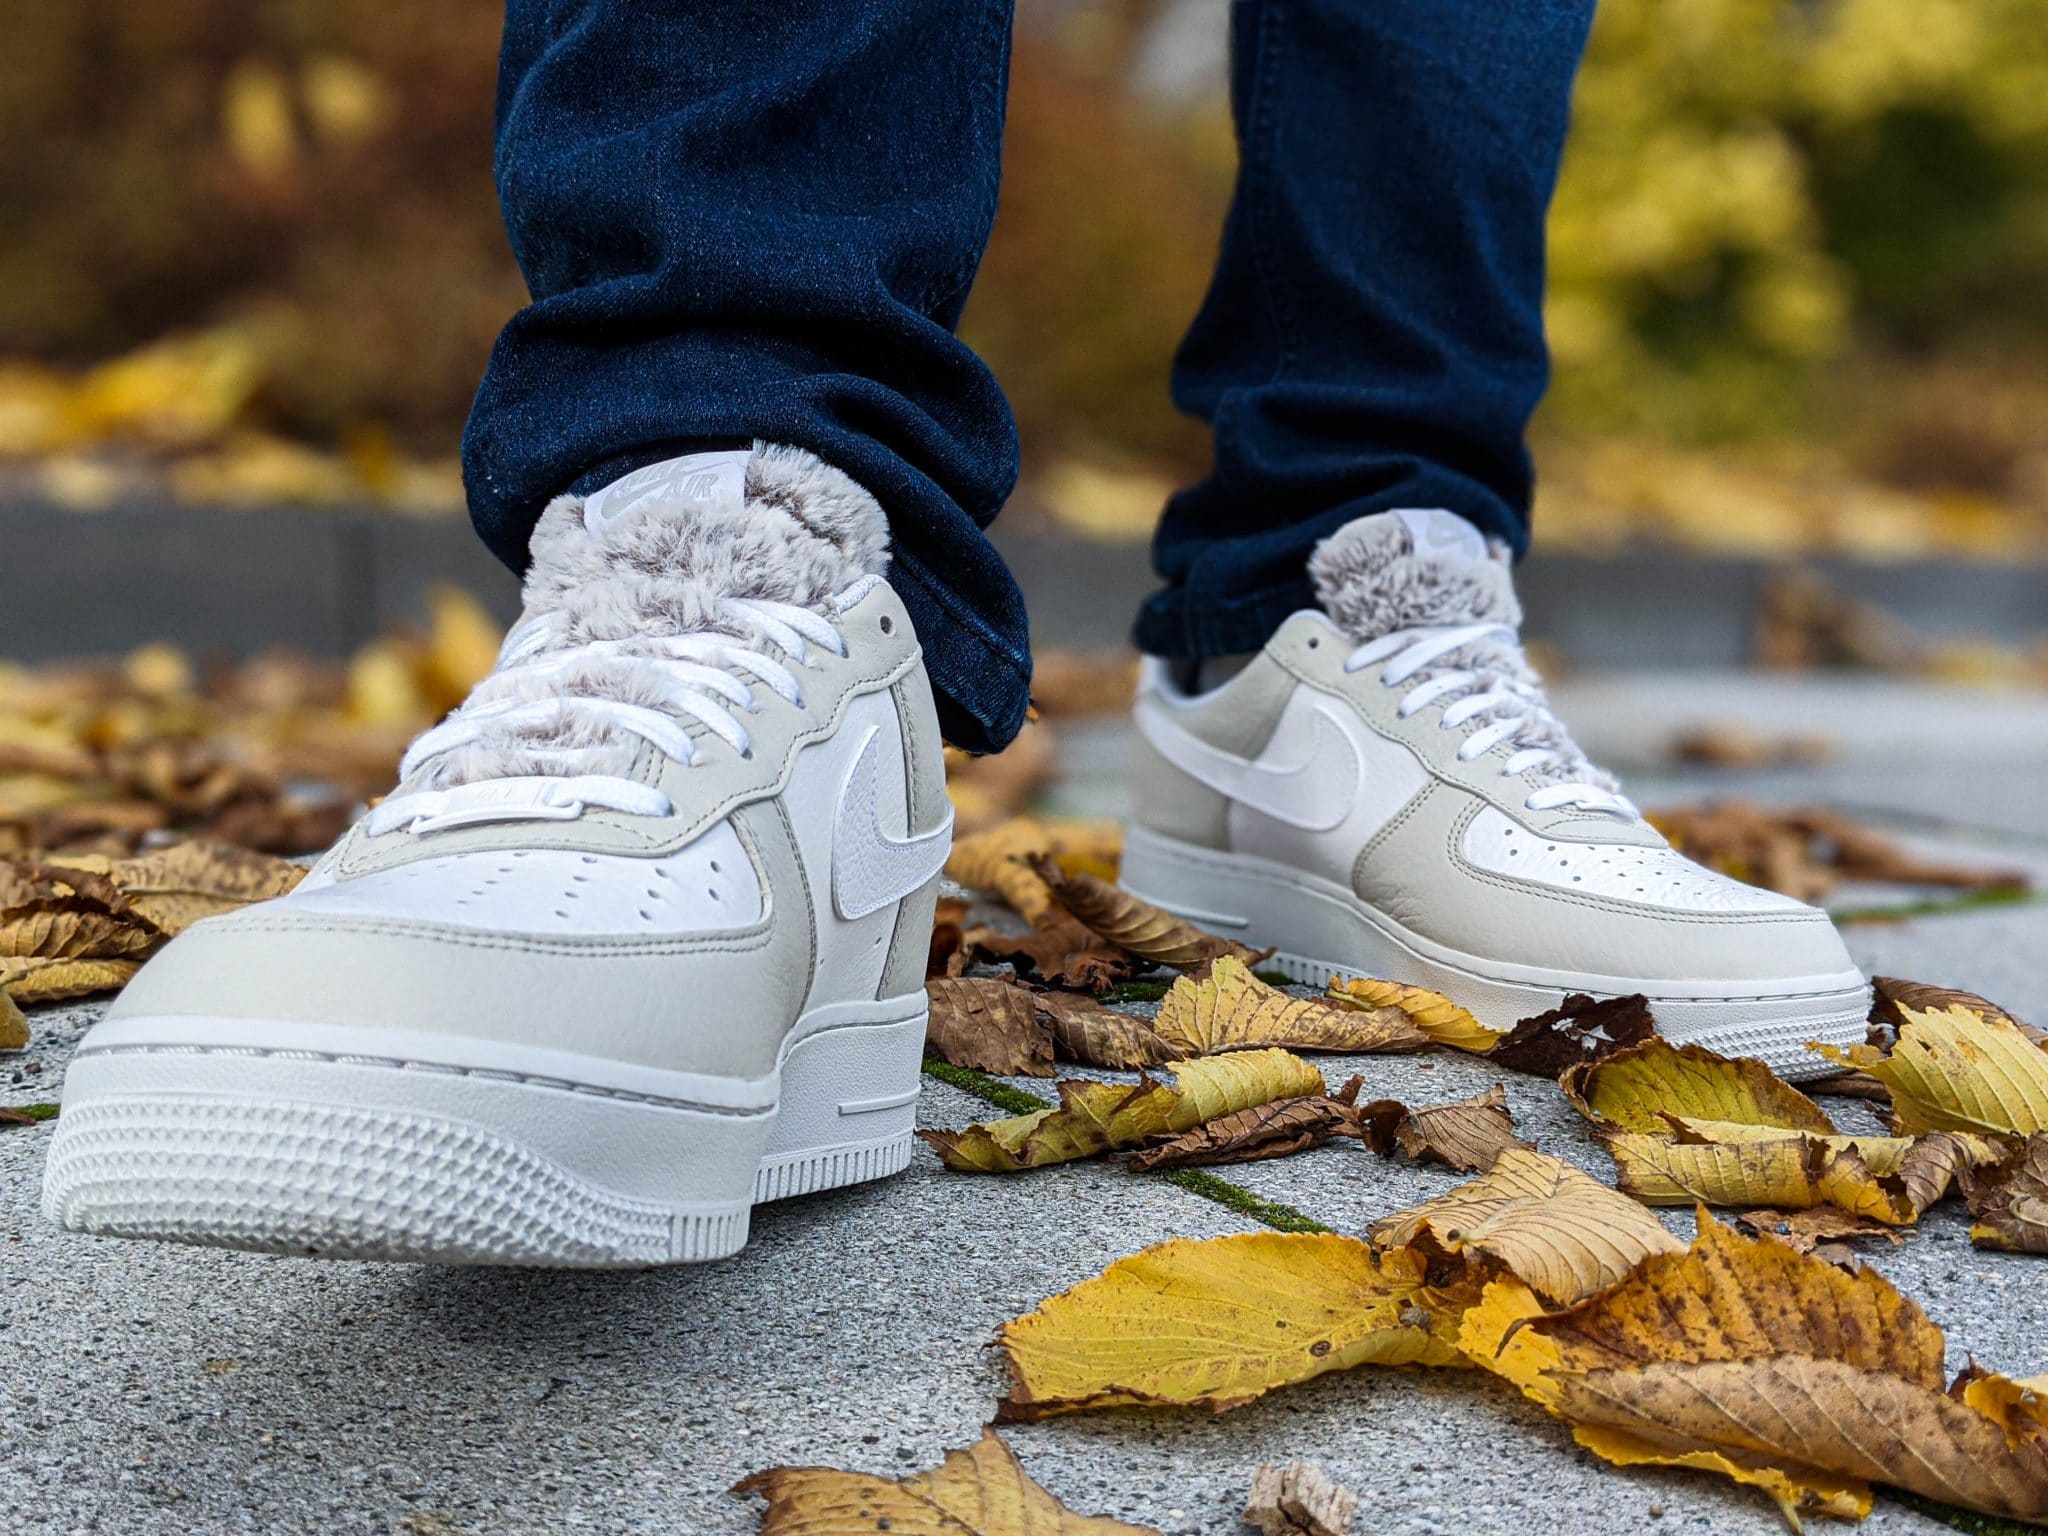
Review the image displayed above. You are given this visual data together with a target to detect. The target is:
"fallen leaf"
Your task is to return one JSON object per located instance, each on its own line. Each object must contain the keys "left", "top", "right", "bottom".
{"left": 1870, "top": 975, "right": 2044, "bottom": 1047}
{"left": 1127, "top": 1082, "right": 1363, "bottom": 1173}
{"left": 1323, "top": 975, "right": 1500, "bottom": 1053}
{"left": 1650, "top": 801, "right": 2028, "bottom": 902}
{"left": 1561, "top": 1036, "right": 1836, "bottom": 1135}
{"left": 928, "top": 895, "right": 971, "bottom": 978}
{"left": 0, "top": 990, "right": 26, "bottom": 1049}
{"left": 735, "top": 1426, "right": 1160, "bottom": 1535}
{"left": 1358, "top": 1085, "right": 1530, "bottom": 1173}
{"left": 1031, "top": 860, "right": 1266, "bottom": 970}
{"left": 945, "top": 724, "right": 1060, "bottom": 838}
{"left": 1032, "top": 990, "right": 1180, "bottom": 1071}
{"left": 1818, "top": 1002, "right": 2048, "bottom": 1136}
{"left": 1369, "top": 1148, "right": 1684, "bottom": 1306}
{"left": 1964, "top": 1135, "right": 2048, "bottom": 1254}
{"left": 1243, "top": 1462, "right": 1357, "bottom": 1536}
{"left": 1154, "top": 957, "right": 1427, "bottom": 1057}
{"left": 968, "top": 918, "right": 1138, "bottom": 995}
{"left": 919, "top": 1049, "right": 1324, "bottom": 1173}
{"left": 1485, "top": 993, "right": 1656, "bottom": 1078}
{"left": 996, "top": 1233, "right": 1475, "bottom": 1420}
{"left": 102, "top": 839, "right": 304, "bottom": 935}
{"left": 1734, "top": 1207, "right": 1903, "bottom": 1255}
{"left": 1600, "top": 1127, "right": 1989, "bottom": 1224}
{"left": 947, "top": 819, "right": 1059, "bottom": 925}
{"left": 1028, "top": 650, "right": 1142, "bottom": 720}
{"left": 1458, "top": 1215, "right": 2048, "bottom": 1527}
{"left": 0, "top": 956, "right": 143, "bottom": 1003}
{"left": 925, "top": 977, "right": 1054, "bottom": 1077}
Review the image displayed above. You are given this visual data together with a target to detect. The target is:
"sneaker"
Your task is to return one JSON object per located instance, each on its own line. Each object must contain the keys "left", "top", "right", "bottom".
{"left": 1121, "top": 507, "right": 1867, "bottom": 1079}
{"left": 42, "top": 446, "right": 952, "bottom": 1265}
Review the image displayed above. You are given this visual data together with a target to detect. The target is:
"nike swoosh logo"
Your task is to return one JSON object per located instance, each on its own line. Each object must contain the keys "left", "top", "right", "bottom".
{"left": 1135, "top": 698, "right": 1361, "bottom": 832}
{"left": 832, "top": 728, "right": 955, "bottom": 920}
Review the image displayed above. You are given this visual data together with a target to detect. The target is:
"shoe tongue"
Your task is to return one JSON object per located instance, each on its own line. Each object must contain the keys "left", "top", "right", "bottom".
{"left": 581, "top": 449, "right": 753, "bottom": 536}
{"left": 1308, "top": 507, "right": 1521, "bottom": 640}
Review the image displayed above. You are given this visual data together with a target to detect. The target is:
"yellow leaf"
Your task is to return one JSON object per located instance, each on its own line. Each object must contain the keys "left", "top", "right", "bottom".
{"left": 1561, "top": 1036, "right": 1837, "bottom": 1134}
{"left": 1155, "top": 957, "right": 1428, "bottom": 1057}
{"left": 1460, "top": 1216, "right": 2048, "bottom": 1528}
{"left": 1819, "top": 1003, "right": 2048, "bottom": 1137}
{"left": 997, "top": 1234, "right": 1475, "bottom": 1419}
{"left": 736, "top": 1426, "right": 1160, "bottom": 1534}
{"left": 919, "top": 1049, "right": 1324, "bottom": 1173}
{"left": 422, "top": 587, "right": 505, "bottom": 712}
{"left": 1034, "top": 862, "right": 1265, "bottom": 970}
{"left": 0, "top": 990, "right": 26, "bottom": 1050}
{"left": 1325, "top": 974, "right": 1501, "bottom": 1052}
{"left": 1601, "top": 1128, "right": 1988, "bottom": 1225}
{"left": 0, "top": 956, "right": 142, "bottom": 1004}
{"left": 1369, "top": 1148, "right": 1684, "bottom": 1306}
{"left": 946, "top": 818, "right": 1058, "bottom": 925}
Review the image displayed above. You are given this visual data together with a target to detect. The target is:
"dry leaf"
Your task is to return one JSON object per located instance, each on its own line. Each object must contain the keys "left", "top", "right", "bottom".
{"left": 1243, "top": 1462, "right": 1357, "bottom": 1536}
{"left": 1734, "top": 1207, "right": 1903, "bottom": 1256}
{"left": 1871, "top": 975, "right": 2044, "bottom": 1047}
{"left": 947, "top": 819, "right": 1059, "bottom": 925}
{"left": 1032, "top": 860, "right": 1266, "bottom": 970}
{"left": 1964, "top": 1134, "right": 2048, "bottom": 1253}
{"left": 103, "top": 838, "right": 303, "bottom": 935}
{"left": 1126, "top": 1083, "right": 1362, "bottom": 1173}
{"left": 1028, "top": 650, "right": 1142, "bottom": 720}
{"left": 996, "top": 1233, "right": 1475, "bottom": 1420}
{"left": 1155, "top": 957, "right": 1427, "bottom": 1057}
{"left": 925, "top": 977, "right": 1054, "bottom": 1077}
{"left": 1651, "top": 801, "right": 2028, "bottom": 902}
{"left": 0, "top": 990, "right": 26, "bottom": 1050}
{"left": 1459, "top": 1215, "right": 2048, "bottom": 1527}
{"left": 1600, "top": 1127, "right": 1989, "bottom": 1224}
{"left": 1323, "top": 974, "right": 1500, "bottom": 1053}
{"left": 1032, "top": 991, "right": 1180, "bottom": 1071}
{"left": 1818, "top": 1002, "right": 2048, "bottom": 1136}
{"left": 735, "top": 1426, "right": 1159, "bottom": 1535}
{"left": 1358, "top": 1085, "right": 1530, "bottom": 1173}
{"left": 1485, "top": 993, "right": 1656, "bottom": 1078}
{"left": 1369, "top": 1148, "right": 1684, "bottom": 1306}
{"left": 1561, "top": 1036, "right": 1837, "bottom": 1135}
{"left": 944, "top": 723, "right": 1059, "bottom": 838}
{"left": 919, "top": 1049, "right": 1324, "bottom": 1173}
{"left": 968, "top": 918, "right": 1138, "bottom": 995}
{"left": 0, "top": 955, "right": 142, "bottom": 1003}
{"left": 929, "top": 895, "right": 971, "bottom": 979}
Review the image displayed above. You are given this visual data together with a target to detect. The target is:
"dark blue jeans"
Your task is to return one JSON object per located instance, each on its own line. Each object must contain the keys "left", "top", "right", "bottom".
{"left": 464, "top": 0, "right": 1594, "bottom": 753}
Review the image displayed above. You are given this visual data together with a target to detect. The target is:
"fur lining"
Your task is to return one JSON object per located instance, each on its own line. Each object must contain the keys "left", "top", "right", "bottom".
{"left": 421, "top": 443, "right": 889, "bottom": 788}
{"left": 1308, "top": 510, "right": 1520, "bottom": 639}
{"left": 1308, "top": 509, "right": 1616, "bottom": 796}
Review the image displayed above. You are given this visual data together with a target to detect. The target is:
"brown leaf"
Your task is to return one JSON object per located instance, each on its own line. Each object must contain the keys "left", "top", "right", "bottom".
{"left": 0, "top": 989, "right": 27, "bottom": 1050}
{"left": 104, "top": 838, "right": 304, "bottom": 935}
{"left": 968, "top": 918, "right": 1138, "bottom": 994}
{"left": 1734, "top": 1207, "right": 1903, "bottom": 1255}
{"left": 0, "top": 955, "right": 143, "bottom": 1003}
{"left": 1964, "top": 1134, "right": 2048, "bottom": 1254}
{"left": 1127, "top": 1089, "right": 1362, "bottom": 1173}
{"left": 928, "top": 895, "right": 971, "bottom": 978}
{"left": 1032, "top": 859, "right": 1266, "bottom": 970}
{"left": 925, "top": 977, "right": 1054, "bottom": 1077}
{"left": 735, "top": 1426, "right": 1160, "bottom": 1535}
{"left": 1357, "top": 1085, "right": 1530, "bottom": 1173}
{"left": 1244, "top": 1462, "right": 1358, "bottom": 1536}
{"left": 1486, "top": 993, "right": 1655, "bottom": 1078}
{"left": 1031, "top": 990, "right": 1180, "bottom": 1070}
{"left": 1028, "top": 649, "right": 1142, "bottom": 720}
{"left": 1154, "top": 956, "right": 1428, "bottom": 1057}
{"left": 1369, "top": 1148, "right": 1685, "bottom": 1306}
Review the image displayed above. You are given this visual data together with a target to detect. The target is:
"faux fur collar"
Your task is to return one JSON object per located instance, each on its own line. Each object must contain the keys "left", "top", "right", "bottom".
{"left": 1307, "top": 507, "right": 1519, "bottom": 641}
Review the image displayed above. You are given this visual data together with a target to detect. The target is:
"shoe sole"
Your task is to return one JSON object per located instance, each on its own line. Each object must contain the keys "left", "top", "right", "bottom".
{"left": 1119, "top": 826, "right": 1869, "bottom": 1081}
{"left": 40, "top": 998, "right": 927, "bottom": 1268}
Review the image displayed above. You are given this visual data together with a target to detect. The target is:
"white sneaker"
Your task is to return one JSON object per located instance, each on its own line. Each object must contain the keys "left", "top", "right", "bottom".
{"left": 43, "top": 446, "right": 952, "bottom": 1266}
{"left": 1122, "top": 507, "right": 1867, "bottom": 1079}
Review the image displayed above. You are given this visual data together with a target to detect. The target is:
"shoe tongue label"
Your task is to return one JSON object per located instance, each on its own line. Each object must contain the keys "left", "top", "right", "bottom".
{"left": 582, "top": 449, "right": 752, "bottom": 533}
{"left": 1391, "top": 507, "right": 1488, "bottom": 565}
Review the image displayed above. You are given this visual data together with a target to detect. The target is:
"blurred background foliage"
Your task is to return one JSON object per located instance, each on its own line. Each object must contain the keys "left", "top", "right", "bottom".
{"left": 1, "top": 0, "right": 2045, "bottom": 555}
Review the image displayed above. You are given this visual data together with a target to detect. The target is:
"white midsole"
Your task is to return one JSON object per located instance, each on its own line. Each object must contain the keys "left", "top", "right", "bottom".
{"left": 42, "top": 996, "right": 929, "bottom": 1265}
{"left": 1119, "top": 824, "right": 1869, "bottom": 1074}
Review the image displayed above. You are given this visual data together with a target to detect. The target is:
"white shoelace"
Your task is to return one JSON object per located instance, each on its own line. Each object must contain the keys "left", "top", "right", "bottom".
{"left": 1344, "top": 620, "right": 1636, "bottom": 818}
{"left": 366, "top": 596, "right": 848, "bottom": 836}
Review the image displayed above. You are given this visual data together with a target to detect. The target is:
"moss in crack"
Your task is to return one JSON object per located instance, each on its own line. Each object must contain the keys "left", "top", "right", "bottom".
{"left": 1100, "top": 978, "right": 1174, "bottom": 1004}
{"left": 1, "top": 1102, "right": 58, "bottom": 1127}
{"left": 920, "top": 1057, "right": 1329, "bottom": 1234}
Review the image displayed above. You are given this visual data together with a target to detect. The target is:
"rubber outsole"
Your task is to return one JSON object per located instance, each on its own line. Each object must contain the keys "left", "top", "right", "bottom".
{"left": 41, "top": 1005, "right": 926, "bottom": 1268}
{"left": 1121, "top": 825, "right": 1870, "bottom": 1082}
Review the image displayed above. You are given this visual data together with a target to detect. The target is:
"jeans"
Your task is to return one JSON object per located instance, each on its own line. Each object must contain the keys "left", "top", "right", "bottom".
{"left": 464, "top": 0, "right": 1595, "bottom": 754}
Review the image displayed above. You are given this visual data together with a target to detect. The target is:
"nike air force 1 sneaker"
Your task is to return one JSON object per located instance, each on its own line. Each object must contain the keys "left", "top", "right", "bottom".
{"left": 1122, "top": 508, "right": 1868, "bottom": 1079}
{"left": 43, "top": 446, "right": 952, "bottom": 1265}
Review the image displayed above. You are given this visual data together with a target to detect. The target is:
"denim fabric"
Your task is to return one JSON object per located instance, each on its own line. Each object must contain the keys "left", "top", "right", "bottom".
{"left": 464, "top": 0, "right": 1591, "bottom": 750}
{"left": 466, "top": 0, "right": 1029, "bottom": 753}
{"left": 1134, "top": 0, "right": 1596, "bottom": 659}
